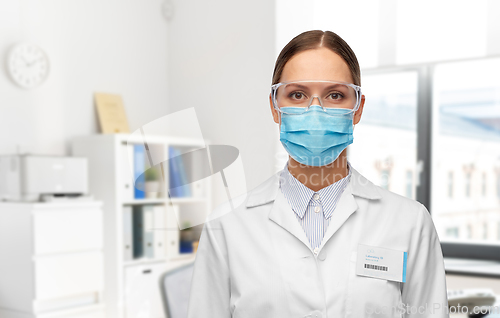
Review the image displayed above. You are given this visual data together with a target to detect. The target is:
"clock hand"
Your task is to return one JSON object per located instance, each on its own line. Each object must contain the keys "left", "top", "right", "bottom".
{"left": 21, "top": 56, "right": 30, "bottom": 66}
{"left": 28, "top": 58, "right": 41, "bottom": 67}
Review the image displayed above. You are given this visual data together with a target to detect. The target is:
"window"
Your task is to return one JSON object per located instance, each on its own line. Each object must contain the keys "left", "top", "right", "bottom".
{"left": 498, "top": 222, "right": 500, "bottom": 241}
{"left": 380, "top": 169, "right": 390, "bottom": 190}
{"left": 446, "top": 227, "right": 459, "bottom": 238}
{"left": 432, "top": 58, "right": 500, "bottom": 244}
{"left": 347, "top": 71, "right": 418, "bottom": 198}
{"left": 497, "top": 174, "right": 500, "bottom": 199}
{"left": 465, "top": 171, "right": 472, "bottom": 198}
{"left": 466, "top": 224, "right": 473, "bottom": 239}
{"left": 396, "top": 1, "right": 488, "bottom": 65}
{"left": 482, "top": 172, "right": 487, "bottom": 197}
{"left": 448, "top": 171, "right": 454, "bottom": 198}
{"left": 406, "top": 170, "right": 413, "bottom": 199}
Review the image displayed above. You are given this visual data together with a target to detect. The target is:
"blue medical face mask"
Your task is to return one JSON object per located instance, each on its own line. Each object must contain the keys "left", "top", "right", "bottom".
{"left": 279, "top": 105, "right": 354, "bottom": 167}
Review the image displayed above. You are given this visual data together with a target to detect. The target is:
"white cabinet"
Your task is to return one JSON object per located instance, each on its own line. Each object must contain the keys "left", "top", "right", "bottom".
{"left": 33, "top": 205, "right": 103, "bottom": 254}
{"left": 124, "top": 263, "right": 166, "bottom": 318}
{"left": 35, "top": 252, "right": 103, "bottom": 300}
{"left": 0, "top": 202, "right": 105, "bottom": 318}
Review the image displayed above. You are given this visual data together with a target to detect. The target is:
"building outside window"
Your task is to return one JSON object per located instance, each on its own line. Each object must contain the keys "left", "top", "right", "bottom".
{"left": 432, "top": 59, "right": 500, "bottom": 242}
{"left": 482, "top": 172, "right": 487, "bottom": 197}
{"left": 406, "top": 170, "right": 413, "bottom": 199}
{"left": 448, "top": 171, "right": 454, "bottom": 198}
{"left": 465, "top": 171, "right": 472, "bottom": 198}
{"left": 498, "top": 221, "right": 500, "bottom": 240}
{"left": 446, "top": 227, "right": 459, "bottom": 238}
{"left": 497, "top": 173, "right": 500, "bottom": 199}
{"left": 380, "top": 169, "right": 390, "bottom": 190}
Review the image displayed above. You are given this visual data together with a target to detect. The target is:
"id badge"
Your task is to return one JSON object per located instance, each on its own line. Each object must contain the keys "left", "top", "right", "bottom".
{"left": 355, "top": 244, "right": 407, "bottom": 283}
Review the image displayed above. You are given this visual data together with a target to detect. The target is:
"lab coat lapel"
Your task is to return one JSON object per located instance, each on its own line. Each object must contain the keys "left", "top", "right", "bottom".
{"left": 245, "top": 170, "right": 311, "bottom": 249}
{"left": 319, "top": 181, "right": 358, "bottom": 248}
{"left": 320, "top": 166, "right": 382, "bottom": 248}
{"left": 268, "top": 188, "right": 312, "bottom": 249}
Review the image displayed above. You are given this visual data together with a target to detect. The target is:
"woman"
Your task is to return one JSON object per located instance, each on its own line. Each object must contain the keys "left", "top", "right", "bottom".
{"left": 187, "top": 30, "right": 448, "bottom": 318}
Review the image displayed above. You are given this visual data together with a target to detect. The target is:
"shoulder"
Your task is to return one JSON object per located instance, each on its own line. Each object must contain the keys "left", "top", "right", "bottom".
{"left": 374, "top": 184, "right": 436, "bottom": 236}
{"left": 351, "top": 164, "right": 434, "bottom": 235}
{"left": 205, "top": 191, "right": 249, "bottom": 225}
{"left": 351, "top": 166, "right": 423, "bottom": 216}
{"left": 204, "top": 170, "right": 281, "bottom": 225}
{"left": 376, "top": 185, "right": 422, "bottom": 212}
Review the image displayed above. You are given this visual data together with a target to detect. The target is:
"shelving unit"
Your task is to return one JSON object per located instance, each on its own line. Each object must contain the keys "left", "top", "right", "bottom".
{"left": 71, "top": 133, "right": 211, "bottom": 318}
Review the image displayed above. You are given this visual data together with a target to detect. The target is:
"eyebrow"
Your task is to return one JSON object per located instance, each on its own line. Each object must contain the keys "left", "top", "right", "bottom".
{"left": 285, "top": 83, "right": 347, "bottom": 90}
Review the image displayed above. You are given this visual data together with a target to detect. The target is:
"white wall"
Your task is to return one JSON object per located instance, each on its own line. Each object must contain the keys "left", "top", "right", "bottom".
{"left": 167, "top": 0, "right": 277, "bottom": 191}
{"left": 0, "top": 0, "right": 169, "bottom": 155}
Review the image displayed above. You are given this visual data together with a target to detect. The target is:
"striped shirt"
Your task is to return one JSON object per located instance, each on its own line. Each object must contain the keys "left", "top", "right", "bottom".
{"left": 279, "top": 161, "right": 352, "bottom": 251}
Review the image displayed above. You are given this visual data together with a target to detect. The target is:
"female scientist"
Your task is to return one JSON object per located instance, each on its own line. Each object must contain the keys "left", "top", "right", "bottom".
{"left": 187, "top": 30, "right": 449, "bottom": 318}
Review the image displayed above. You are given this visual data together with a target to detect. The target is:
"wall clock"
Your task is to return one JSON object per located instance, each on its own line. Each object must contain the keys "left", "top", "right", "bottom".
{"left": 7, "top": 42, "right": 50, "bottom": 89}
{"left": 162, "top": 0, "right": 174, "bottom": 21}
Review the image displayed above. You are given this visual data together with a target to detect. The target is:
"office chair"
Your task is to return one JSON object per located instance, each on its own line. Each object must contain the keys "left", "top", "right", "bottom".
{"left": 159, "top": 261, "right": 195, "bottom": 318}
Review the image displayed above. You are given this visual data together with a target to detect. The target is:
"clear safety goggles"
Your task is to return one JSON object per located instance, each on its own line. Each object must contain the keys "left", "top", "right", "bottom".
{"left": 271, "top": 80, "right": 362, "bottom": 115}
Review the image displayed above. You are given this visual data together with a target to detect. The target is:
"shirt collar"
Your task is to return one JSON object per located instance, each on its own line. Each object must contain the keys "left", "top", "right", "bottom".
{"left": 245, "top": 162, "right": 381, "bottom": 209}
{"left": 279, "top": 160, "right": 352, "bottom": 219}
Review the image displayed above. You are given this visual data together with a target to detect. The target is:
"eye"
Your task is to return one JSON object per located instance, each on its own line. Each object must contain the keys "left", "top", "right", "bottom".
{"left": 327, "top": 92, "right": 344, "bottom": 100}
{"left": 288, "top": 91, "right": 306, "bottom": 100}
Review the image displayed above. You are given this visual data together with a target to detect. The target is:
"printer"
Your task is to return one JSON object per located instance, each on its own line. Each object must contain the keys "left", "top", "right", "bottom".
{"left": 0, "top": 155, "right": 88, "bottom": 202}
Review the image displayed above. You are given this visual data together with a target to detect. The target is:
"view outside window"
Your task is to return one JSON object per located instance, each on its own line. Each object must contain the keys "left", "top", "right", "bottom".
{"left": 396, "top": 0, "right": 488, "bottom": 65}
{"left": 348, "top": 71, "right": 418, "bottom": 200}
{"left": 431, "top": 58, "right": 500, "bottom": 243}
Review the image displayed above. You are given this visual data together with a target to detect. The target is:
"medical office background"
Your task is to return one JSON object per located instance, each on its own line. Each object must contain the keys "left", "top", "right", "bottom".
{"left": 1, "top": 0, "right": 500, "bottom": 317}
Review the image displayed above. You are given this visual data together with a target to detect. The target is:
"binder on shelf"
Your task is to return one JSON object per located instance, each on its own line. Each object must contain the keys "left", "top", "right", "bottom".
{"left": 152, "top": 205, "right": 166, "bottom": 259}
{"left": 121, "top": 144, "right": 135, "bottom": 201}
{"left": 190, "top": 149, "right": 205, "bottom": 198}
{"left": 143, "top": 205, "right": 155, "bottom": 258}
{"left": 191, "top": 180, "right": 204, "bottom": 198}
{"left": 133, "top": 145, "right": 145, "bottom": 199}
{"left": 165, "top": 204, "right": 180, "bottom": 259}
{"left": 123, "top": 205, "right": 133, "bottom": 261}
{"left": 168, "top": 147, "right": 184, "bottom": 197}
{"left": 132, "top": 205, "right": 143, "bottom": 258}
{"left": 169, "top": 147, "right": 193, "bottom": 197}
{"left": 175, "top": 148, "right": 192, "bottom": 197}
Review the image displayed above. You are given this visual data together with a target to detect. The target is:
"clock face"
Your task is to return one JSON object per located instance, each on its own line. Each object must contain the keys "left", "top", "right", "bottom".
{"left": 7, "top": 43, "right": 50, "bottom": 89}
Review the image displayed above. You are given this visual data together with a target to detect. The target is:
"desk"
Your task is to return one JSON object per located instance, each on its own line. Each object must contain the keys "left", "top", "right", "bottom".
{"left": 445, "top": 258, "right": 500, "bottom": 278}
{"left": 449, "top": 295, "right": 500, "bottom": 318}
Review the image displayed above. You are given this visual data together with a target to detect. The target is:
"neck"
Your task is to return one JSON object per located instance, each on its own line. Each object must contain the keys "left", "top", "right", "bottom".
{"left": 287, "top": 151, "right": 349, "bottom": 192}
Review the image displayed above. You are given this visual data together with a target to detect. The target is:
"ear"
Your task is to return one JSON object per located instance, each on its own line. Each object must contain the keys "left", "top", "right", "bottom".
{"left": 353, "top": 94, "right": 365, "bottom": 125}
{"left": 270, "top": 93, "right": 280, "bottom": 124}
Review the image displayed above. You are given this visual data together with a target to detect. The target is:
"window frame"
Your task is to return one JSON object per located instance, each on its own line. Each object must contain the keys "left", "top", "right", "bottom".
{"left": 361, "top": 55, "right": 500, "bottom": 263}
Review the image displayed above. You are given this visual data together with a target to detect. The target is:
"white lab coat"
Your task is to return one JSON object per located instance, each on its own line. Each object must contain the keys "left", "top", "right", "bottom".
{"left": 187, "top": 166, "right": 449, "bottom": 318}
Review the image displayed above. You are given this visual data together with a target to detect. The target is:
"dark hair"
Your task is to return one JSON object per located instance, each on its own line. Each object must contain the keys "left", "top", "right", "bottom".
{"left": 271, "top": 30, "right": 361, "bottom": 86}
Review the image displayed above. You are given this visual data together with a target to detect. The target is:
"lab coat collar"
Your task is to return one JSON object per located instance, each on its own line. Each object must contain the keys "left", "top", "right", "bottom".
{"left": 245, "top": 165, "right": 381, "bottom": 251}
{"left": 245, "top": 165, "right": 382, "bottom": 209}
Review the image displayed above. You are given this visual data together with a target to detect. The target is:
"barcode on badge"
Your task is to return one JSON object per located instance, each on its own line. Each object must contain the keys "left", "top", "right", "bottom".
{"left": 364, "top": 264, "right": 388, "bottom": 271}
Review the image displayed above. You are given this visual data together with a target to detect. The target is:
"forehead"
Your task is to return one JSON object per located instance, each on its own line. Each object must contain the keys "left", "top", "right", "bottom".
{"left": 280, "top": 47, "right": 353, "bottom": 83}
